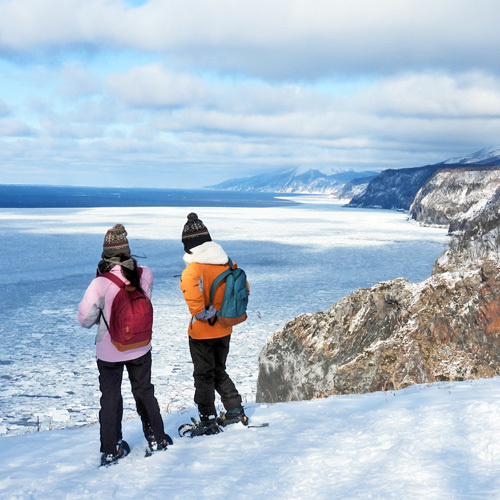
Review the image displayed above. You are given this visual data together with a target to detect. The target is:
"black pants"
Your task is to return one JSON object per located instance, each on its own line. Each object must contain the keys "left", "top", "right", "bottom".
{"left": 189, "top": 335, "right": 242, "bottom": 417}
{"left": 97, "top": 351, "right": 165, "bottom": 454}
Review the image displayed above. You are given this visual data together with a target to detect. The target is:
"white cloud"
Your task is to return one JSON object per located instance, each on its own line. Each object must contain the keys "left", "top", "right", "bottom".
{"left": 0, "top": 118, "right": 35, "bottom": 137}
{"left": 356, "top": 73, "right": 500, "bottom": 118}
{"left": 0, "top": 99, "right": 10, "bottom": 117}
{"left": 57, "top": 62, "right": 101, "bottom": 98}
{"left": 40, "top": 118, "right": 103, "bottom": 139}
{"left": 107, "top": 63, "right": 332, "bottom": 115}
{"left": 0, "top": 0, "right": 500, "bottom": 79}
{"left": 1, "top": 0, "right": 500, "bottom": 187}
{"left": 104, "top": 68, "right": 500, "bottom": 141}
{"left": 106, "top": 64, "right": 208, "bottom": 107}
{"left": 19, "top": 66, "right": 500, "bottom": 180}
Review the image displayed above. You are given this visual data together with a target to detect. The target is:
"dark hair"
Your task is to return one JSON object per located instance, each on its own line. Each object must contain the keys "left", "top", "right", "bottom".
{"left": 97, "top": 254, "right": 143, "bottom": 291}
{"left": 119, "top": 256, "right": 142, "bottom": 291}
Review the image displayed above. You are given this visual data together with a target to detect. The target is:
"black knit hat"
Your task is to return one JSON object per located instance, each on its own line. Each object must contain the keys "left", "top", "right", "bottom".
{"left": 182, "top": 213, "right": 212, "bottom": 252}
{"left": 102, "top": 223, "right": 131, "bottom": 258}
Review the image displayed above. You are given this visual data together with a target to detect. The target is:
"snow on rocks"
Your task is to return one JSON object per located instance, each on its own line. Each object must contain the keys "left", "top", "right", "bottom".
{"left": 257, "top": 185, "right": 500, "bottom": 403}
{"left": 409, "top": 166, "right": 500, "bottom": 227}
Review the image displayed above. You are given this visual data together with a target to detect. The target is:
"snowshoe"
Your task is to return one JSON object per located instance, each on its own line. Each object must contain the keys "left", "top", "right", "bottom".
{"left": 178, "top": 416, "right": 221, "bottom": 438}
{"left": 100, "top": 439, "right": 130, "bottom": 467}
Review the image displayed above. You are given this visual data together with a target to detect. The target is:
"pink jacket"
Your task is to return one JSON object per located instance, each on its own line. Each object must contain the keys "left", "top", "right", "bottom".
{"left": 77, "top": 265, "right": 154, "bottom": 362}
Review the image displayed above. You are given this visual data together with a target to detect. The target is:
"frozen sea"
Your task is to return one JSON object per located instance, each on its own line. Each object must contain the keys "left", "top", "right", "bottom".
{"left": 0, "top": 191, "right": 448, "bottom": 436}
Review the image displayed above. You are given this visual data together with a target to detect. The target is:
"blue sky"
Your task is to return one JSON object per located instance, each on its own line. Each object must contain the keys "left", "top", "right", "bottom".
{"left": 1, "top": 0, "right": 500, "bottom": 189}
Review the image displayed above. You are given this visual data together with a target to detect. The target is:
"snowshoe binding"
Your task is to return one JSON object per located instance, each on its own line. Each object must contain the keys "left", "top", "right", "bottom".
{"left": 142, "top": 420, "right": 173, "bottom": 456}
{"left": 145, "top": 434, "right": 173, "bottom": 457}
{"left": 100, "top": 439, "right": 130, "bottom": 467}
{"left": 178, "top": 415, "right": 221, "bottom": 438}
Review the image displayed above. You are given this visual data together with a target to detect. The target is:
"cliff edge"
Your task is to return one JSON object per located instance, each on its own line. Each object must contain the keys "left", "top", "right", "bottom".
{"left": 256, "top": 186, "right": 500, "bottom": 403}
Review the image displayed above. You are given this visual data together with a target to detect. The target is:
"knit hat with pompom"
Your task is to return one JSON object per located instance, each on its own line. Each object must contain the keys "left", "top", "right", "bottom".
{"left": 102, "top": 223, "right": 131, "bottom": 258}
{"left": 182, "top": 213, "right": 212, "bottom": 252}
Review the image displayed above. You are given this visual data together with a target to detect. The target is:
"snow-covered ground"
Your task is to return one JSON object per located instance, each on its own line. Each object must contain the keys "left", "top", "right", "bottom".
{"left": 1, "top": 378, "right": 500, "bottom": 499}
{"left": 0, "top": 198, "right": 448, "bottom": 437}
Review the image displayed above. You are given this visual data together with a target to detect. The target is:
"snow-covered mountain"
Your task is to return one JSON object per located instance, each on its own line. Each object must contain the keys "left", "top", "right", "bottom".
{"left": 440, "top": 146, "right": 500, "bottom": 165}
{"left": 435, "top": 186, "right": 500, "bottom": 273}
{"left": 349, "top": 147, "right": 500, "bottom": 210}
{"left": 409, "top": 166, "right": 500, "bottom": 227}
{"left": 349, "top": 164, "right": 439, "bottom": 211}
{"left": 206, "top": 168, "right": 379, "bottom": 197}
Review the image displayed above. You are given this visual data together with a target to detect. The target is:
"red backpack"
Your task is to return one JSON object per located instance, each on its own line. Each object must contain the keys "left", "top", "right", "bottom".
{"left": 99, "top": 270, "right": 153, "bottom": 351}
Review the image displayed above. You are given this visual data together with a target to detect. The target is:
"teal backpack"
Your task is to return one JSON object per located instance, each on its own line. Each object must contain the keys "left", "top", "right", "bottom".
{"left": 208, "top": 258, "right": 248, "bottom": 327}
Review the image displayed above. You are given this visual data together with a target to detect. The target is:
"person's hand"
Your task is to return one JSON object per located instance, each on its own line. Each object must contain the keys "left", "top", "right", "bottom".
{"left": 194, "top": 305, "right": 217, "bottom": 320}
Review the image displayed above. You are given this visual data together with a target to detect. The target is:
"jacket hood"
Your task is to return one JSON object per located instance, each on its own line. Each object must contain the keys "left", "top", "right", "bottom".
{"left": 183, "top": 241, "right": 228, "bottom": 265}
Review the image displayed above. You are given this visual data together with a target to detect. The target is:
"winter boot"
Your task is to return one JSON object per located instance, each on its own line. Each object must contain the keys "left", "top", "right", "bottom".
{"left": 142, "top": 418, "right": 173, "bottom": 454}
{"left": 147, "top": 434, "right": 174, "bottom": 454}
{"left": 187, "top": 415, "right": 221, "bottom": 437}
{"left": 100, "top": 439, "right": 130, "bottom": 467}
{"left": 218, "top": 406, "right": 248, "bottom": 427}
{"left": 143, "top": 421, "right": 155, "bottom": 444}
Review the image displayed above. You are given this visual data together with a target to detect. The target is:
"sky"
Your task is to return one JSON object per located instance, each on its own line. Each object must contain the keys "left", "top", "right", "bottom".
{"left": 1, "top": 0, "right": 500, "bottom": 189}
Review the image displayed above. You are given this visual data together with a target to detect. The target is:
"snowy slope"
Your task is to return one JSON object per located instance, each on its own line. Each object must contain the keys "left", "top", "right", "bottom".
{"left": 1, "top": 378, "right": 500, "bottom": 499}
{"left": 207, "top": 168, "right": 378, "bottom": 196}
{"left": 441, "top": 147, "right": 500, "bottom": 165}
{"left": 409, "top": 167, "right": 500, "bottom": 226}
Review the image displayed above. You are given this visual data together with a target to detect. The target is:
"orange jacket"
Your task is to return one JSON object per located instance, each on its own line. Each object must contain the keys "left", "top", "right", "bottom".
{"left": 180, "top": 260, "right": 235, "bottom": 340}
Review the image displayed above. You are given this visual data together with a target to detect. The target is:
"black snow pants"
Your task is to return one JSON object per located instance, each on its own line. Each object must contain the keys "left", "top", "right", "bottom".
{"left": 97, "top": 350, "right": 165, "bottom": 454}
{"left": 189, "top": 334, "right": 242, "bottom": 418}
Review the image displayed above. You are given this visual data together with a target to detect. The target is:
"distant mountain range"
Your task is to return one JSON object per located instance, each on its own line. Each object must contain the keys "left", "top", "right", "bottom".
{"left": 207, "top": 168, "right": 379, "bottom": 198}
{"left": 206, "top": 147, "right": 500, "bottom": 207}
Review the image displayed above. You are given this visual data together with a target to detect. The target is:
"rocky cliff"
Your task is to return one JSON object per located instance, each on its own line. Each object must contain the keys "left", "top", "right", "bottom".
{"left": 434, "top": 187, "right": 500, "bottom": 273}
{"left": 256, "top": 187, "right": 500, "bottom": 403}
{"left": 349, "top": 147, "right": 500, "bottom": 211}
{"left": 409, "top": 167, "right": 500, "bottom": 227}
{"left": 348, "top": 165, "right": 440, "bottom": 210}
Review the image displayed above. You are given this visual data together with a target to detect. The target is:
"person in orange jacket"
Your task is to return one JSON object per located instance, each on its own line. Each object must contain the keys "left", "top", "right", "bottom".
{"left": 180, "top": 213, "right": 248, "bottom": 436}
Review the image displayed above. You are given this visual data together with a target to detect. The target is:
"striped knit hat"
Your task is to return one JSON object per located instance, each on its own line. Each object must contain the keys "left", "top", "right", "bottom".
{"left": 182, "top": 213, "right": 212, "bottom": 252}
{"left": 102, "top": 223, "right": 131, "bottom": 258}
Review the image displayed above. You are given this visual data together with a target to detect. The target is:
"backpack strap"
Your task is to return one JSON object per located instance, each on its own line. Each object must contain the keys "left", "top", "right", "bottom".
{"left": 99, "top": 272, "right": 126, "bottom": 288}
{"left": 98, "top": 267, "right": 143, "bottom": 290}
{"left": 97, "top": 272, "right": 125, "bottom": 331}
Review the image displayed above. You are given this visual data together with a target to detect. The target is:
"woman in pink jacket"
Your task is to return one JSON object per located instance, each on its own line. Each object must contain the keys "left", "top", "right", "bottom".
{"left": 78, "top": 224, "right": 171, "bottom": 467}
